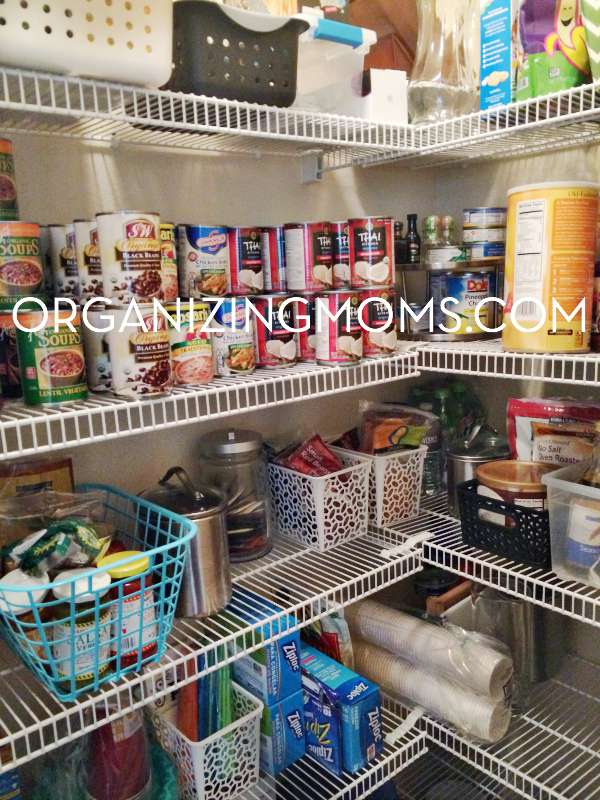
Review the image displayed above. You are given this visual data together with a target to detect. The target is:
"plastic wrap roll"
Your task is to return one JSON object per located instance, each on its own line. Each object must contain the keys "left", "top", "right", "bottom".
{"left": 345, "top": 600, "right": 512, "bottom": 701}
{"left": 354, "top": 640, "right": 511, "bottom": 743}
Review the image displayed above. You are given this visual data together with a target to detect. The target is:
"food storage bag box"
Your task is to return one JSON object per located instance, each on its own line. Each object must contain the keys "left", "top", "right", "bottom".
{"left": 260, "top": 690, "right": 306, "bottom": 775}
{"left": 301, "top": 645, "right": 383, "bottom": 776}
{"left": 480, "top": 0, "right": 519, "bottom": 109}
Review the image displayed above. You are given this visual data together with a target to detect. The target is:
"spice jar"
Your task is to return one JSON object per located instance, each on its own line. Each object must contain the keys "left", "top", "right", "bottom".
{"left": 97, "top": 551, "right": 158, "bottom": 668}
{"left": 199, "top": 429, "right": 272, "bottom": 562}
{"left": 476, "top": 460, "right": 557, "bottom": 527}
{"left": 51, "top": 568, "right": 112, "bottom": 690}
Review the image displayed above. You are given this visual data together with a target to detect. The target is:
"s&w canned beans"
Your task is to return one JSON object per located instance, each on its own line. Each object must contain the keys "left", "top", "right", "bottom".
{"left": 74, "top": 219, "right": 103, "bottom": 303}
{"left": 97, "top": 211, "right": 163, "bottom": 305}
{"left": 49, "top": 224, "right": 80, "bottom": 302}
{"left": 284, "top": 222, "right": 333, "bottom": 292}
{"left": 0, "top": 222, "right": 45, "bottom": 311}
{"left": 332, "top": 221, "right": 350, "bottom": 288}
{"left": 166, "top": 301, "right": 213, "bottom": 386}
{"left": 228, "top": 227, "right": 263, "bottom": 294}
{"left": 253, "top": 294, "right": 298, "bottom": 368}
{"left": 315, "top": 290, "right": 363, "bottom": 366}
{"left": 295, "top": 294, "right": 316, "bottom": 363}
{"left": 0, "top": 139, "right": 18, "bottom": 222}
{"left": 261, "top": 226, "right": 286, "bottom": 293}
{"left": 209, "top": 297, "right": 256, "bottom": 376}
{"left": 160, "top": 223, "right": 179, "bottom": 302}
{"left": 360, "top": 287, "right": 398, "bottom": 358}
{"left": 349, "top": 216, "right": 394, "bottom": 288}
{"left": 177, "top": 225, "right": 230, "bottom": 298}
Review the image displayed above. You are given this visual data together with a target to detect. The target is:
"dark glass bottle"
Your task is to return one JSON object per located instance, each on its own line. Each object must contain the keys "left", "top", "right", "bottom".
{"left": 406, "top": 214, "right": 421, "bottom": 264}
{"left": 394, "top": 220, "right": 408, "bottom": 265}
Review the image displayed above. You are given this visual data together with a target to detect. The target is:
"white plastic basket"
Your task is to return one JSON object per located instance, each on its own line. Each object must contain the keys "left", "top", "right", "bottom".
{"left": 152, "top": 683, "right": 263, "bottom": 800}
{"left": 331, "top": 445, "right": 427, "bottom": 528}
{"left": 268, "top": 451, "right": 371, "bottom": 551}
{"left": 0, "top": 1, "right": 173, "bottom": 88}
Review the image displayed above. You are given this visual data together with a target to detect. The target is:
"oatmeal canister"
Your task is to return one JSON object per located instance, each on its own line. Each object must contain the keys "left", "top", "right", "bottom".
{"left": 253, "top": 294, "right": 298, "bottom": 368}
{"left": 160, "top": 223, "right": 179, "bottom": 303}
{"left": 97, "top": 211, "right": 162, "bottom": 305}
{"left": 261, "top": 226, "right": 286, "bottom": 293}
{"left": 503, "top": 182, "right": 600, "bottom": 353}
{"left": 295, "top": 294, "right": 316, "bottom": 362}
{"left": 81, "top": 308, "right": 112, "bottom": 393}
{"left": 284, "top": 221, "right": 333, "bottom": 292}
{"left": 360, "top": 287, "right": 398, "bottom": 357}
{"left": 0, "top": 222, "right": 45, "bottom": 310}
{"left": 0, "top": 139, "right": 18, "bottom": 222}
{"left": 315, "top": 290, "right": 363, "bottom": 365}
{"left": 209, "top": 297, "right": 256, "bottom": 376}
{"left": 107, "top": 306, "right": 173, "bottom": 398}
{"left": 49, "top": 224, "right": 80, "bottom": 302}
{"left": 228, "top": 227, "right": 263, "bottom": 294}
{"left": 74, "top": 219, "right": 102, "bottom": 302}
{"left": 15, "top": 310, "right": 88, "bottom": 405}
{"left": 166, "top": 301, "right": 213, "bottom": 386}
{"left": 332, "top": 220, "right": 350, "bottom": 289}
{"left": 178, "top": 224, "right": 229, "bottom": 298}
{"left": 349, "top": 216, "right": 394, "bottom": 288}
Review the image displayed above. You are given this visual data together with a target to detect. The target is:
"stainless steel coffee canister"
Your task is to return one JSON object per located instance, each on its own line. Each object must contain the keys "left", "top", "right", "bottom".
{"left": 447, "top": 428, "right": 511, "bottom": 516}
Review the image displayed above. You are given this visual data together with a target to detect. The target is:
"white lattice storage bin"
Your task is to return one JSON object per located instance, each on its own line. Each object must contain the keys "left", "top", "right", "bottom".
{"left": 331, "top": 445, "right": 427, "bottom": 528}
{"left": 268, "top": 452, "right": 371, "bottom": 551}
{"left": 152, "top": 683, "right": 262, "bottom": 800}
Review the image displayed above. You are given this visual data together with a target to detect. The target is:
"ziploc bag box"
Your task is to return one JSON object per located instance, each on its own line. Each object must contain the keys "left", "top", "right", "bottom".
{"left": 301, "top": 644, "right": 383, "bottom": 776}
{"left": 260, "top": 690, "right": 306, "bottom": 775}
{"left": 480, "top": 0, "right": 519, "bottom": 109}
{"left": 231, "top": 588, "right": 302, "bottom": 705}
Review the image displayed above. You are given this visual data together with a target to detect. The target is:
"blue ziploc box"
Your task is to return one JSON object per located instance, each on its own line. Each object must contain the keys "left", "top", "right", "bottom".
{"left": 230, "top": 588, "right": 302, "bottom": 705}
{"left": 301, "top": 645, "right": 383, "bottom": 776}
{"left": 260, "top": 690, "right": 306, "bottom": 775}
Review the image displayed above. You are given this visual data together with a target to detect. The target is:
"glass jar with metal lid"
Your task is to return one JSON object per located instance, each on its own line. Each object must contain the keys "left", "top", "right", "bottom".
{"left": 199, "top": 429, "right": 272, "bottom": 562}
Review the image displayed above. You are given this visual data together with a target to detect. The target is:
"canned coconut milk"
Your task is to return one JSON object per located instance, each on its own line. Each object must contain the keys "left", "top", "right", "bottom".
{"left": 349, "top": 216, "right": 394, "bottom": 288}
{"left": 81, "top": 307, "right": 112, "bottom": 393}
{"left": 74, "top": 219, "right": 103, "bottom": 302}
{"left": 97, "top": 211, "right": 162, "bottom": 305}
{"left": 261, "top": 226, "right": 286, "bottom": 293}
{"left": 360, "top": 287, "right": 398, "bottom": 357}
{"left": 177, "top": 225, "right": 229, "bottom": 298}
{"left": 49, "top": 224, "right": 80, "bottom": 302}
{"left": 315, "top": 290, "right": 363, "bottom": 365}
{"left": 209, "top": 297, "right": 256, "bottom": 376}
{"left": 284, "top": 221, "right": 333, "bottom": 292}
{"left": 228, "top": 227, "right": 263, "bottom": 295}
{"left": 0, "top": 222, "right": 45, "bottom": 311}
{"left": 107, "top": 306, "right": 173, "bottom": 398}
{"left": 0, "top": 139, "right": 18, "bottom": 222}
{"left": 253, "top": 294, "right": 298, "bottom": 368}
{"left": 160, "top": 223, "right": 179, "bottom": 302}
{"left": 332, "top": 221, "right": 350, "bottom": 288}
{"left": 166, "top": 301, "right": 213, "bottom": 386}
{"left": 295, "top": 294, "right": 317, "bottom": 362}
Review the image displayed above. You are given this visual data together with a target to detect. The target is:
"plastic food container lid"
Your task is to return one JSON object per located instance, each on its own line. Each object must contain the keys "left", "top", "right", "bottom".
{"left": 201, "top": 429, "right": 263, "bottom": 456}
{"left": 507, "top": 181, "right": 600, "bottom": 196}
{"left": 97, "top": 551, "right": 150, "bottom": 580}
{"left": 0, "top": 569, "right": 49, "bottom": 614}
{"left": 476, "top": 460, "right": 557, "bottom": 493}
{"left": 52, "top": 568, "right": 111, "bottom": 603}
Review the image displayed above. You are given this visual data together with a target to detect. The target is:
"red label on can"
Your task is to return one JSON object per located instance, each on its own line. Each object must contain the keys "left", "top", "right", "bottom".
{"left": 332, "top": 221, "right": 350, "bottom": 289}
{"left": 349, "top": 217, "right": 394, "bottom": 288}
{"left": 284, "top": 222, "right": 333, "bottom": 292}
{"left": 253, "top": 296, "right": 298, "bottom": 368}
{"left": 229, "top": 227, "right": 263, "bottom": 295}
{"left": 126, "top": 218, "right": 157, "bottom": 240}
{"left": 295, "top": 295, "right": 316, "bottom": 362}
{"left": 360, "top": 288, "right": 398, "bottom": 357}
{"left": 315, "top": 291, "right": 363, "bottom": 364}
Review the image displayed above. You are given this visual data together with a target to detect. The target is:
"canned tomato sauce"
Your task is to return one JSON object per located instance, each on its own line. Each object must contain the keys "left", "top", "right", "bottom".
{"left": 315, "top": 290, "right": 363, "bottom": 365}
{"left": 49, "top": 224, "right": 80, "bottom": 302}
{"left": 349, "top": 216, "right": 394, "bottom": 288}
{"left": 166, "top": 301, "right": 213, "bottom": 386}
{"left": 81, "top": 307, "right": 112, "bottom": 393}
{"left": 0, "top": 139, "right": 18, "bottom": 222}
{"left": 253, "top": 294, "right": 298, "bottom": 368}
{"left": 0, "top": 312, "right": 21, "bottom": 398}
{"left": 284, "top": 221, "right": 333, "bottom": 292}
{"left": 160, "top": 223, "right": 179, "bottom": 302}
{"left": 209, "top": 297, "right": 256, "bottom": 376}
{"left": 0, "top": 222, "right": 45, "bottom": 311}
{"left": 332, "top": 221, "right": 350, "bottom": 289}
{"left": 295, "top": 294, "right": 316, "bottom": 362}
{"left": 15, "top": 310, "right": 88, "bottom": 405}
{"left": 107, "top": 306, "right": 173, "bottom": 398}
{"left": 360, "top": 287, "right": 398, "bottom": 357}
{"left": 97, "top": 211, "right": 163, "bottom": 305}
{"left": 261, "top": 226, "right": 286, "bottom": 293}
{"left": 177, "top": 224, "right": 229, "bottom": 298}
{"left": 228, "top": 227, "right": 263, "bottom": 294}
{"left": 74, "top": 219, "right": 102, "bottom": 302}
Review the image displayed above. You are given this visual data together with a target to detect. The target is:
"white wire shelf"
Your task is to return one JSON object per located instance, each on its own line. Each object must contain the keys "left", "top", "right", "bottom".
{"left": 416, "top": 339, "right": 600, "bottom": 386}
{"left": 241, "top": 699, "right": 427, "bottom": 800}
{"left": 0, "top": 353, "right": 418, "bottom": 461}
{"left": 0, "top": 507, "right": 453, "bottom": 773}
{"left": 393, "top": 656, "right": 600, "bottom": 800}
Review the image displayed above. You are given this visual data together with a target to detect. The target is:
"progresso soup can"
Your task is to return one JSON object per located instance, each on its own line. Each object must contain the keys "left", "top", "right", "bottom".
{"left": 228, "top": 227, "right": 263, "bottom": 295}
{"left": 177, "top": 224, "right": 229, "bottom": 298}
{"left": 74, "top": 219, "right": 103, "bottom": 302}
{"left": 0, "top": 222, "right": 45, "bottom": 311}
{"left": 166, "top": 301, "right": 213, "bottom": 386}
{"left": 315, "top": 290, "right": 363, "bottom": 366}
{"left": 160, "top": 223, "right": 179, "bottom": 302}
{"left": 209, "top": 297, "right": 256, "bottom": 376}
{"left": 0, "top": 139, "right": 18, "bottom": 222}
{"left": 253, "top": 294, "right": 298, "bottom": 368}
{"left": 49, "top": 224, "right": 80, "bottom": 302}
{"left": 284, "top": 221, "right": 333, "bottom": 292}
{"left": 15, "top": 310, "right": 88, "bottom": 405}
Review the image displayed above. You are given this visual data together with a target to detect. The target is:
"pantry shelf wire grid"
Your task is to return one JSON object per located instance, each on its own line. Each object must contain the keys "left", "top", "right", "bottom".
{"left": 390, "top": 656, "right": 600, "bottom": 800}
{"left": 419, "top": 495, "right": 600, "bottom": 628}
{"left": 0, "top": 507, "right": 449, "bottom": 773}
{"left": 0, "top": 353, "right": 419, "bottom": 460}
{"left": 239, "top": 698, "right": 428, "bottom": 800}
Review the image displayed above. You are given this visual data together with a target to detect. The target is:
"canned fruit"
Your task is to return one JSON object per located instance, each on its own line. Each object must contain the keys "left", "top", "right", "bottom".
{"left": 332, "top": 221, "right": 350, "bottom": 288}
{"left": 74, "top": 220, "right": 102, "bottom": 302}
{"left": 0, "top": 139, "right": 18, "bottom": 222}
{"left": 228, "top": 227, "right": 263, "bottom": 295}
{"left": 360, "top": 288, "right": 398, "bottom": 357}
{"left": 0, "top": 222, "right": 45, "bottom": 309}
{"left": 315, "top": 291, "right": 363, "bottom": 365}
{"left": 177, "top": 225, "right": 229, "bottom": 298}
{"left": 97, "top": 212, "right": 163, "bottom": 305}
{"left": 253, "top": 295, "right": 298, "bottom": 368}
{"left": 349, "top": 217, "right": 394, "bottom": 288}
{"left": 160, "top": 224, "right": 178, "bottom": 303}
{"left": 261, "top": 226, "right": 286, "bottom": 293}
{"left": 463, "top": 207, "right": 507, "bottom": 228}
{"left": 15, "top": 311, "right": 88, "bottom": 405}
{"left": 430, "top": 271, "right": 495, "bottom": 334}
{"left": 166, "top": 302, "right": 213, "bottom": 386}
{"left": 210, "top": 298, "right": 256, "bottom": 376}
{"left": 462, "top": 227, "right": 506, "bottom": 244}
{"left": 284, "top": 222, "right": 333, "bottom": 292}
{"left": 49, "top": 224, "right": 80, "bottom": 301}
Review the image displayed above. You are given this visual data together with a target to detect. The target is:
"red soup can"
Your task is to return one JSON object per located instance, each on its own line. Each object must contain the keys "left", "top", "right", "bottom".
{"left": 294, "top": 294, "right": 317, "bottom": 362}
{"left": 349, "top": 216, "right": 394, "bottom": 288}
{"left": 253, "top": 293, "right": 298, "bottom": 368}
{"left": 261, "top": 226, "right": 286, "bottom": 293}
{"left": 284, "top": 221, "right": 333, "bottom": 292}
{"left": 332, "top": 220, "right": 350, "bottom": 289}
{"left": 315, "top": 290, "right": 363, "bottom": 366}
{"left": 360, "top": 287, "right": 399, "bottom": 358}
{"left": 228, "top": 226, "right": 263, "bottom": 295}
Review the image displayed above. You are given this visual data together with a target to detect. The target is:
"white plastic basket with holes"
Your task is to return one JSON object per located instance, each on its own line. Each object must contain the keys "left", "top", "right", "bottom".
{"left": 331, "top": 445, "right": 427, "bottom": 528}
{"left": 152, "top": 683, "right": 263, "bottom": 800}
{"left": 268, "top": 451, "right": 371, "bottom": 552}
{"left": 0, "top": 0, "right": 173, "bottom": 88}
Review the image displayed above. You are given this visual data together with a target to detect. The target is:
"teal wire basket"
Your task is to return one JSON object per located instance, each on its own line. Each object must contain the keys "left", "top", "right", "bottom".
{"left": 0, "top": 483, "right": 196, "bottom": 702}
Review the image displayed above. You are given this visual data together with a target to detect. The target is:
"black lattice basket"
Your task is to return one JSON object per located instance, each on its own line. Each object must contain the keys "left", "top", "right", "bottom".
{"left": 457, "top": 480, "right": 551, "bottom": 569}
